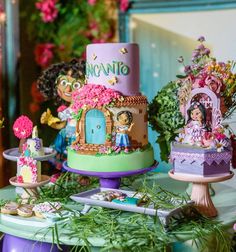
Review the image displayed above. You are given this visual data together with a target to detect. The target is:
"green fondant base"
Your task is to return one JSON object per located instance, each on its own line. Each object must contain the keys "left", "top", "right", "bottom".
{"left": 67, "top": 146, "right": 154, "bottom": 172}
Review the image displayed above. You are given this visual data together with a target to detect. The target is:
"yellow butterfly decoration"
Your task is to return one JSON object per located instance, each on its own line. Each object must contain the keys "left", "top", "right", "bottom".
{"left": 92, "top": 53, "right": 97, "bottom": 60}
{"left": 0, "top": 117, "right": 4, "bottom": 128}
{"left": 108, "top": 76, "right": 118, "bottom": 85}
{"left": 119, "top": 48, "right": 128, "bottom": 54}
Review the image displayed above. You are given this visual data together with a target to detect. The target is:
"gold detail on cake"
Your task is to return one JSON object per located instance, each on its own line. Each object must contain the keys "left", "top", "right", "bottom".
{"left": 108, "top": 76, "right": 118, "bottom": 85}
{"left": 115, "top": 96, "right": 148, "bottom": 107}
{"left": 120, "top": 48, "right": 128, "bottom": 54}
{"left": 92, "top": 53, "right": 97, "bottom": 60}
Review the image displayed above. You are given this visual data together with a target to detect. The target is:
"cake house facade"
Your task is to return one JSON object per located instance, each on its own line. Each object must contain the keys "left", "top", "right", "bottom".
{"left": 71, "top": 43, "right": 148, "bottom": 154}
{"left": 67, "top": 43, "right": 154, "bottom": 173}
{"left": 171, "top": 39, "right": 232, "bottom": 176}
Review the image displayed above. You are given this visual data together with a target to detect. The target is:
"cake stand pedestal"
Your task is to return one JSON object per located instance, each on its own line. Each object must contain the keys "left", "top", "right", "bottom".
{"left": 168, "top": 170, "right": 234, "bottom": 217}
{"left": 3, "top": 147, "right": 56, "bottom": 197}
{"left": 63, "top": 161, "right": 158, "bottom": 189}
{"left": 9, "top": 175, "right": 50, "bottom": 202}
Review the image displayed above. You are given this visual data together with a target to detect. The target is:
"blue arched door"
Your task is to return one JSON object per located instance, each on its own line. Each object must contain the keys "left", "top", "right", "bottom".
{"left": 85, "top": 109, "right": 106, "bottom": 144}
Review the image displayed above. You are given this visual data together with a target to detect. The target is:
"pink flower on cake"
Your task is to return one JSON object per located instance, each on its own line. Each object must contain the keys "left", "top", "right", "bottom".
{"left": 17, "top": 176, "right": 24, "bottom": 183}
{"left": 13, "top": 116, "right": 33, "bottom": 139}
{"left": 34, "top": 43, "right": 55, "bottom": 68}
{"left": 35, "top": 0, "right": 58, "bottom": 23}
{"left": 119, "top": 0, "right": 129, "bottom": 12}
{"left": 204, "top": 75, "right": 223, "bottom": 94}
{"left": 71, "top": 84, "right": 122, "bottom": 113}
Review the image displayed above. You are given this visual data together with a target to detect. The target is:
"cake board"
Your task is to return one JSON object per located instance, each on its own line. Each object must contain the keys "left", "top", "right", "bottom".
{"left": 63, "top": 160, "right": 158, "bottom": 189}
{"left": 168, "top": 170, "right": 234, "bottom": 217}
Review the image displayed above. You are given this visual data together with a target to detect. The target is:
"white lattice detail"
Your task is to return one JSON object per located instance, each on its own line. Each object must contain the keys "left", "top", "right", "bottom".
{"left": 212, "top": 108, "right": 222, "bottom": 130}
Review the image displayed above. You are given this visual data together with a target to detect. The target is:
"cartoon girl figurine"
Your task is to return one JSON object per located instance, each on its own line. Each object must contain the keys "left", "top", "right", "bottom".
{"left": 183, "top": 101, "right": 207, "bottom": 146}
{"left": 37, "top": 59, "right": 85, "bottom": 167}
{"left": 115, "top": 111, "right": 134, "bottom": 153}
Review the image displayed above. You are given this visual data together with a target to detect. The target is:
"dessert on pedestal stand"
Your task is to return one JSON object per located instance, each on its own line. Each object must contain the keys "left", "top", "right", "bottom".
{"left": 3, "top": 147, "right": 56, "bottom": 201}
{"left": 63, "top": 160, "right": 158, "bottom": 189}
{"left": 169, "top": 170, "right": 234, "bottom": 217}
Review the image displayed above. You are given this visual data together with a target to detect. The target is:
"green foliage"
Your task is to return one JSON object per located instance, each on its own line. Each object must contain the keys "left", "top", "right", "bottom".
{"left": 73, "top": 109, "right": 83, "bottom": 121}
{"left": 148, "top": 81, "right": 185, "bottom": 162}
{"left": 23, "top": 0, "right": 114, "bottom": 63}
{"left": 35, "top": 174, "right": 234, "bottom": 252}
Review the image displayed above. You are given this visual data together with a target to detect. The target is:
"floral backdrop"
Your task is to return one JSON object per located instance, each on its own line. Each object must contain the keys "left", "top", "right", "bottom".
{"left": 22, "top": 0, "right": 129, "bottom": 113}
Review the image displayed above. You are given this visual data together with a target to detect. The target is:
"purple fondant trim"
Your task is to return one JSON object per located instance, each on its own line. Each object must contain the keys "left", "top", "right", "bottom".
{"left": 63, "top": 161, "right": 158, "bottom": 178}
{"left": 171, "top": 143, "right": 232, "bottom": 166}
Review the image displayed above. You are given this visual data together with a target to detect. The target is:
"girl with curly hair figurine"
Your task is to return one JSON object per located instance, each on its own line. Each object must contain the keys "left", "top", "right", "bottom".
{"left": 37, "top": 59, "right": 86, "bottom": 169}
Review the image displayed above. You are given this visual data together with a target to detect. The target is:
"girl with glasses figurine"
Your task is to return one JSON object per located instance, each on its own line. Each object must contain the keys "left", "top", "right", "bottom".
{"left": 37, "top": 59, "right": 85, "bottom": 170}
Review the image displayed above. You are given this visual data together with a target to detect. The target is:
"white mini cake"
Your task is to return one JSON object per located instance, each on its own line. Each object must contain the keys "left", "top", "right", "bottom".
{"left": 26, "top": 126, "right": 44, "bottom": 157}
{"left": 16, "top": 126, "right": 43, "bottom": 183}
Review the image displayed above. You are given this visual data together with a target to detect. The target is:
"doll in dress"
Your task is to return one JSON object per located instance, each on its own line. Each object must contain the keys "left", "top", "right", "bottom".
{"left": 182, "top": 101, "right": 207, "bottom": 146}
{"left": 37, "top": 59, "right": 85, "bottom": 169}
{"left": 115, "top": 111, "right": 134, "bottom": 153}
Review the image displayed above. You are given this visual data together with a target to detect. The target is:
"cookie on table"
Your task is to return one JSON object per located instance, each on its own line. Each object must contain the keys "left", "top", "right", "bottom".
{"left": 1, "top": 202, "right": 19, "bottom": 215}
{"left": 17, "top": 205, "right": 34, "bottom": 217}
{"left": 33, "top": 202, "right": 62, "bottom": 219}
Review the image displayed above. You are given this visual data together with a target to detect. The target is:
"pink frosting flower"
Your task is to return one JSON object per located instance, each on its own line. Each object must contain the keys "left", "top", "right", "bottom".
{"left": 34, "top": 43, "right": 55, "bottom": 68}
{"left": 13, "top": 116, "right": 33, "bottom": 139}
{"left": 71, "top": 84, "right": 122, "bottom": 113}
{"left": 120, "top": 0, "right": 129, "bottom": 12}
{"left": 35, "top": 0, "right": 58, "bottom": 23}
{"left": 87, "top": 0, "right": 96, "bottom": 6}
{"left": 17, "top": 175, "right": 24, "bottom": 183}
{"left": 204, "top": 75, "right": 223, "bottom": 94}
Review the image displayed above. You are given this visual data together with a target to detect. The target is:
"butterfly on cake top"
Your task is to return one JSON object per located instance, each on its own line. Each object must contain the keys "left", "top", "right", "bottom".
{"left": 171, "top": 36, "right": 234, "bottom": 176}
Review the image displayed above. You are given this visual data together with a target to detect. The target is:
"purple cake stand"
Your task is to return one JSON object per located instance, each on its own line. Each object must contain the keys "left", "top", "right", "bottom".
{"left": 63, "top": 161, "right": 158, "bottom": 189}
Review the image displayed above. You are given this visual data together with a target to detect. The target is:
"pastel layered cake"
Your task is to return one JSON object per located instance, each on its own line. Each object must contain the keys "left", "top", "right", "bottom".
{"left": 67, "top": 43, "right": 154, "bottom": 172}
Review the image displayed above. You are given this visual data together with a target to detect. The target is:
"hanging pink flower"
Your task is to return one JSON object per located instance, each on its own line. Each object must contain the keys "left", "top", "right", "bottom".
{"left": 119, "top": 0, "right": 129, "bottom": 12}
{"left": 13, "top": 115, "right": 33, "bottom": 139}
{"left": 88, "top": 0, "right": 97, "bottom": 6}
{"left": 35, "top": 0, "right": 58, "bottom": 23}
{"left": 34, "top": 43, "right": 55, "bottom": 68}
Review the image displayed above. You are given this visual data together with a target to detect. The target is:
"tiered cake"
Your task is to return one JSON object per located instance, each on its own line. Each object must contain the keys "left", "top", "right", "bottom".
{"left": 67, "top": 43, "right": 155, "bottom": 172}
